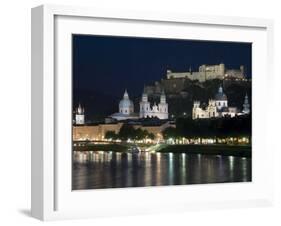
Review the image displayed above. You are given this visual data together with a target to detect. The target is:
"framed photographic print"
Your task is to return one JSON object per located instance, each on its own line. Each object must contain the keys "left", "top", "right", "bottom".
{"left": 31, "top": 4, "right": 274, "bottom": 221}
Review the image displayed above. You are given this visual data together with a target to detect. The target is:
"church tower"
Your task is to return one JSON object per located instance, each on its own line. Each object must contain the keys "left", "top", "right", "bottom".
{"left": 192, "top": 101, "right": 200, "bottom": 119}
{"left": 207, "top": 100, "right": 218, "bottom": 118}
{"left": 139, "top": 89, "right": 150, "bottom": 118}
{"left": 242, "top": 93, "right": 250, "bottom": 114}
{"left": 160, "top": 89, "right": 166, "bottom": 104}
{"left": 75, "top": 104, "right": 85, "bottom": 125}
{"left": 158, "top": 90, "right": 168, "bottom": 119}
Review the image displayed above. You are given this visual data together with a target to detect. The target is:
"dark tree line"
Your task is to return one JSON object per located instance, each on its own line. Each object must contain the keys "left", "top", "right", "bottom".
{"left": 163, "top": 115, "right": 251, "bottom": 139}
{"left": 105, "top": 124, "right": 155, "bottom": 141}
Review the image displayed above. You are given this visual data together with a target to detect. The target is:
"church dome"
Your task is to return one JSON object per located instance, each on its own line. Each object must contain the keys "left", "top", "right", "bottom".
{"left": 119, "top": 99, "right": 134, "bottom": 108}
{"left": 119, "top": 90, "right": 134, "bottom": 111}
{"left": 215, "top": 85, "right": 227, "bottom": 101}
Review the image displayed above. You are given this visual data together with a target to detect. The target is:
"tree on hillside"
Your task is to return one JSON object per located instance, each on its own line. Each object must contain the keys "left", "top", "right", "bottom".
{"left": 162, "top": 127, "right": 180, "bottom": 140}
{"left": 118, "top": 124, "right": 136, "bottom": 141}
{"left": 104, "top": 130, "right": 118, "bottom": 140}
{"left": 147, "top": 133, "right": 155, "bottom": 140}
{"left": 118, "top": 124, "right": 155, "bottom": 141}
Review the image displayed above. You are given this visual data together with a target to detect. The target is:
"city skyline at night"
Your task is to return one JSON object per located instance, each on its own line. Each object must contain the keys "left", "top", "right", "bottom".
{"left": 73, "top": 35, "right": 252, "bottom": 99}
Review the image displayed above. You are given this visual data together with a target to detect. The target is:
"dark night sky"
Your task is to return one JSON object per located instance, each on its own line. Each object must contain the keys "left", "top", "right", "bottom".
{"left": 73, "top": 34, "right": 252, "bottom": 101}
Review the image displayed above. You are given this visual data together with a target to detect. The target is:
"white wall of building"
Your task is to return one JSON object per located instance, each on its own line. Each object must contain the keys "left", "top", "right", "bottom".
{"left": 75, "top": 114, "right": 85, "bottom": 124}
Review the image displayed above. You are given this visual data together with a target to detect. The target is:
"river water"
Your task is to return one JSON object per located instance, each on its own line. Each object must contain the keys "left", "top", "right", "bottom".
{"left": 72, "top": 151, "right": 251, "bottom": 190}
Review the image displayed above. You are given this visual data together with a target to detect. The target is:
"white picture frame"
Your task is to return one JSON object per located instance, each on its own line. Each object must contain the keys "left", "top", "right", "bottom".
{"left": 31, "top": 4, "right": 274, "bottom": 221}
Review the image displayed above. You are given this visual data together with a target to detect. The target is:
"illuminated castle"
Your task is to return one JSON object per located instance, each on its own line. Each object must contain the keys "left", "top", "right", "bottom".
{"left": 166, "top": 63, "right": 245, "bottom": 82}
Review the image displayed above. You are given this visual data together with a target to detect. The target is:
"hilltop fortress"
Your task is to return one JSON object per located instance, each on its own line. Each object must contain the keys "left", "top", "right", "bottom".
{"left": 144, "top": 63, "right": 247, "bottom": 96}
{"left": 166, "top": 63, "right": 245, "bottom": 82}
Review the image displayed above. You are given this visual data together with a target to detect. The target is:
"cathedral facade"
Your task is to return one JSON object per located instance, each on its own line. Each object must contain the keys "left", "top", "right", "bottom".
{"left": 139, "top": 90, "right": 169, "bottom": 119}
{"left": 110, "top": 89, "right": 169, "bottom": 121}
{"left": 192, "top": 85, "right": 250, "bottom": 119}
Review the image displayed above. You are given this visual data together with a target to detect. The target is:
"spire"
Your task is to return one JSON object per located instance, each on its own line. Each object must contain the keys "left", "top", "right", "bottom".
{"left": 160, "top": 88, "right": 166, "bottom": 103}
{"left": 77, "top": 103, "right": 83, "bottom": 114}
{"left": 243, "top": 93, "right": 249, "bottom": 105}
{"left": 244, "top": 93, "right": 249, "bottom": 103}
{"left": 218, "top": 85, "right": 223, "bottom": 94}
{"left": 123, "top": 89, "right": 129, "bottom": 99}
{"left": 142, "top": 86, "right": 148, "bottom": 102}
{"left": 243, "top": 93, "right": 250, "bottom": 114}
{"left": 143, "top": 84, "right": 147, "bottom": 94}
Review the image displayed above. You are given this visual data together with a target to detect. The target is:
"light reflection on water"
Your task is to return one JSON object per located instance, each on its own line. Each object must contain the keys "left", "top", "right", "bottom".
{"left": 72, "top": 151, "right": 251, "bottom": 190}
